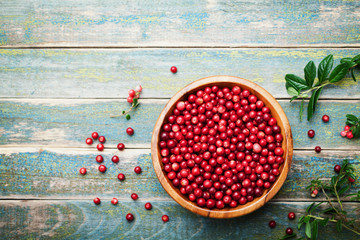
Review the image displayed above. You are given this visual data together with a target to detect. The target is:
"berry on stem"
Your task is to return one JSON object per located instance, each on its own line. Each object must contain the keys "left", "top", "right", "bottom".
{"left": 126, "top": 213, "right": 134, "bottom": 222}
{"left": 311, "top": 189, "right": 318, "bottom": 198}
{"left": 268, "top": 220, "right": 276, "bottom": 228}
{"left": 135, "top": 85, "right": 142, "bottom": 93}
{"left": 128, "top": 89, "right": 136, "bottom": 97}
{"left": 346, "top": 131, "right": 354, "bottom": 139}
{"left": 334, "top": 165, "right": 341, "bottom": 173}
{"left": 79, "top": 168, "right": 87, "bottom": 175}
{"left": 308, "top": 129, "right": 315, "bottom": 138}
{"left": 170, "top": 66, "right": 177, "bottom": 73}
{"left": 99, "top": 165, "right": 107, "bottom": 173}
{"left": 127, "top": 96, "right": 133, "bottom": 103}
{"left": 117, "top": 173, "right": 125, "bottom": 181}
{"left": 117, "top": 143, "right": 125, "bottom": 150}
{"left": 92, "top": 132, "right": 99, "bottom": 139}
{"left": 348, "top": 177, "right": 355, "bottom": 183}
{"left": 145, "top": 202, "right": 152, "bottom": 210}
{"left": 340, "top": 131, "right": 347, "bottom": 137}
{"left": 93, "top": 197, "right": 101, "bottom": 205}
{"left": 111, "top": 198, "right": 118, "bottom": 205}
{"left": 162, "top": 215, "right": 169, "bottom": 222}
{"left": 86, "top": 138, "right": 93, "bottom": 145}
{"left": 134, "top": 166, "right": 142, "bottom": 174}
{"left": 126, "top": 127, "right": 134, "bottom": 136}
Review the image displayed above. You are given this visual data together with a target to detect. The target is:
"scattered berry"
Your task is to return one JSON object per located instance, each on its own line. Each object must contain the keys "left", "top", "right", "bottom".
{"left": 315, "top": 146, "right": 321, "bottom": 153}
{"left": 268, "top": 220, "right": 276, "bottom": 228}
{"left": 93, "top": 197, "right": 101, "bottom": 205}
{"left": 135, "top": 85, "right": 142, "bottom": 93}
{"left": 126, "top": 213, "right": 134, "bottom": 222}
{"left": 97, "top": 143, "right": 104, "bottom": 151}
{"left": 128, "top": 89, "right": 136, "bottom": 98}
{"left": 96, "top": 155, "right": 104, "bottom": 163}
{"left": 162, "top": 215, "right": 169, "bottom": 222}
{"left": 334, "top": 165, "right": 341, "bottom": 173}
{"left": 126, "top": 127, "right": 134, "bottom": 136}
{"left": 86, "top": 138, "right": 93, "bottom": 145}
{"left": 288, "top": 212, "right": 296, "bottom": 220}
{"left": 322, "top": 115, "right": 330, "bottom": 122}
{"left": 286, "top": 227, "right": 293, "bottom": 235}
{"left": 117, "top": 143, "right": 125, "bottom": 150}
{"left": 348, "top": 177, "right": 355, "bottom": 183}
{"left": 131, "top": 193, "right": 138, "bottom": 200}
{"left": 79, "top": 168, "right": 87, "bottom": 175}
{"left": 170, "top": 66, "right": 177, "bottom": 73}
{"left": 99, "top": 165, "right": 107, "bottom": 173}
{"left": 145, "top": 202, "right": 152, "bottom": 210}
{"left": 117, "top": 173, "right": 125, "bottom": 181}
{"left": 111, "top": 198, "right": 118, "bottom": 205}
{"left": 92, "top": 132, "right": 99, "bottom": 139}
{"left": 307, "top": 129, "right": 315, "bottom": 138}
{"left": 134, "top": 166, "right": 142, "bottom": 174}
{"left": 98, "top": 136, "right": 106, "bottom": 143}
{"left": 112, "top": 155, "right": 120, "bottom": 163}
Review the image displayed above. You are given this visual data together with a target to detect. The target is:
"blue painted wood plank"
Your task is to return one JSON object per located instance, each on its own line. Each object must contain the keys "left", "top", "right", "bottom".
{"left": 0, "top": 49, "right": 359, "bottom": 98}
{"left": 0, "top": 1, "right": 359, "bottom": 46}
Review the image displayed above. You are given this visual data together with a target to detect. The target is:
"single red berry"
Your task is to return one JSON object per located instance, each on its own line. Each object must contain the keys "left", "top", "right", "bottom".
{"left": 286, "top": 227, "right": 293, "bottom": 235}
{"left": 112, "top": 155, "right": 119, "bottom": 163}
{"left": 127, "top": 96, "right": 133, "bottom": 103}
{"left": 268, "top": 220, "right": 276, "bottom": 228}
{"left": 126, "top": 213, "right": 134, "bottom": 222}
{"left": 117, "top": 143, "right": 125, "bottom": 150}
{"left": 334, "top": 165, "right": 341, "bottom": 173}
{"left": 93, "top": 197, "right": 101, "bottom": 205}
{"left": 288, "top": 212, "right": 296, "bottom": 220}
{"left": 97, "top": 143, "right": 104, "bottom": 151}
{"left": 170, "top": 66, "right": 177, "bottom": 73}
{"left": 307, "top": 129, "right": 315, "bottom": 138}
{"left": 86, "top": 138, "right": 93, "bottom": 145}
{"left": 135, "top": 85, "right": 142, "bottom": 93}
{"left": 315, "top": 146, "right": 321, "bottom": 153}
{"left": 162, "top": 215, "right": 169, "bottom": 222}
{"left": 322, "top": 115, "right": 330, "bottom": 122}
{"left": 117, "top": 173, "right": 125, "bottom": 181}
{"left": 145, "top": 202, "right": 152, "bottom": 210}
{"left": 126, "top": 127, "right": 134, "bottom": 136}
{"left": 96, "top": 155, "right": 104, "bottom": 163}
{"left": 99, "top": 165, "right": 107, "bottom": 173}
{"left": 79, "top": 168, "right": 87, "bottom": 175}
{"left": 348, "top": 177, "right": 355, "bottom": 183}
{"left": 92, "top": 132, "right": 99, "bottom": 139}
{"left": 128, "top": 89, "right": 136, "bottom": 97}
{"left": 131, "top": 193, "right": 138, "bottom": 200}
{"left": 311, "top": 189, "right": 318, "bottom": 198}
{"left": 346, "top": 131, "right": 354, "bottom": 139}
{"left": 111, "top": 198, "right": 118, "bottom": 205}
{"left": 98, "top": 136, "right": 106, "bottom": 143}
{"left": 340, "top": 131, "right": 347, "bottom": 137}
{"left": 134, "top": 166, "right": 142, "bottom": 174}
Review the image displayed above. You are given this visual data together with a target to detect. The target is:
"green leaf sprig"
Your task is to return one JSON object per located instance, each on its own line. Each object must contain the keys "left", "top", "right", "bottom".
{"left": 298, "top": 160, "right": 359, "bottom": 239}
{"left": 285, "top": 54, "right": 360, "bottom": 121}
{"left": 110, "top": 92, "right": 141, "bottom": 120}
{"left": 345, "top": 114, "right": 360, "bottom": 138}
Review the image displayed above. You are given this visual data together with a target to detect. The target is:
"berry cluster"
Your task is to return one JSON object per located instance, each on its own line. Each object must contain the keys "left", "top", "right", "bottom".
{"left": 159, "top": 85, "right": 285, "bottom": 209}
{"left": 340, "top": 125, "right": 354, "bottom": 139}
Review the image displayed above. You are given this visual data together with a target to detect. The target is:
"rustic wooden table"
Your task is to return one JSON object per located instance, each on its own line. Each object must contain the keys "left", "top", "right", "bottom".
{"left": 0, "top": 1, "right": 359, "bottom": 239}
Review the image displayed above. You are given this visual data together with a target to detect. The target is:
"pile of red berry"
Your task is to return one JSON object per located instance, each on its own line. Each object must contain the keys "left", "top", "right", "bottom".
{"left": 159, "top": 85, "right": 285, "bottom": 209}
{"left": 340, "top": 125, "right": 354, "bottom": 139}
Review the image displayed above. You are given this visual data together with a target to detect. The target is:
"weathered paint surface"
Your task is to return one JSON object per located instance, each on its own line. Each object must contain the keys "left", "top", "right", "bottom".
{"left": 0, "top": 1, "right": 360, "bottom": 46}
{"left": 0, "top": 99, "right": 359, "bottom": 149}
{"left": 0, "top": 201, "right": 358, "bottom": 239}
{"left": 0, "top": 49, "right": 359, "bottom": 98}
{"left": 0, "top": 149, "right": 359, "bottom": 200}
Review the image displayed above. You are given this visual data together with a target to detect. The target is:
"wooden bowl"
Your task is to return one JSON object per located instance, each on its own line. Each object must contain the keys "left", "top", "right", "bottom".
{"left": 151, "top": 76, "right": 293, "bottom": 218}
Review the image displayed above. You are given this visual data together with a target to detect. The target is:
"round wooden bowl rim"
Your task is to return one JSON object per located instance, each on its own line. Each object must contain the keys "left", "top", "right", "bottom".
{"left": 151, "top": 75, "right": 293, "bottom": 218}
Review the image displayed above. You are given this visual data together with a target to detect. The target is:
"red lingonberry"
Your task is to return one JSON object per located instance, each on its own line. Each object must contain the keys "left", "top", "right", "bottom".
{"left": 93, "top": 197, "right": 101, "bottom": 205}
{"left": 126, "top": 213, "right": 134, "bottom": 222}
{"left": 111, "top": 198, "right": 118, "bottom": 205}
{"left": 86, "top": 138, "right": 93, "bottom": 145}
{"left": 91, "top": 132, "right": 99, "bottom": 139}
{"left": 126, "top": 127, "right": 134, "bottom": 136}
{"left": 134, "top": 166, "right": 142, "bottom": 174}
{"left": 117, "top": 143, "right": 125, "bottom": 150}
{"left": 170, "top": 66, "right": 177, "bottom": 73}
{"left": 162, "top": 215, "right": 169, "bottom": 222}
{"left": 79, "top": 168, "right": 87, "bottom": 175}
{"left": 117, "top": 173, "right": 125, "bottom": 181}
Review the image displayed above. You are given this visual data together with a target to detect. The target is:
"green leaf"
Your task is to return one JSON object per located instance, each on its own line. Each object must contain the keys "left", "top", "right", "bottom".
{"left": 287, "top": 87, "right": 299, "bottom": 97}
{"left": 298, "top": 216, "right": 305, "bottom": 229}
{"left": 329, "top": 63, "right": 349, "bottom": 83}
{"left": 285, "top": 74, "right": 310, "bottom": 91}
{"left": 318, "top": 55, "right": 334, "bottom": 84}
{"left": 299, "top": 99, "right": 304, "bottom": 121}
{"left": 122, "top": 110, "right": 126, "bottom": 114}
{"left": 305, "top": 221, "right": 312, "bottom": 238}
{"left": 309, "top": 202, "right": 323, "bottom": 214}
{"left": 340, "top": 57, "right": 352, "bottom": 64}
{"left": 336, "top": 220, "right": 343, "bottom": 232}
{"left": 311, "top": 220, "right": 318, "bottom": 240}
{"left": 277, "top": 233, "right": 297, "bottom": 240}
{"left": 306, "top": 203, "right": 315, "bottom": 214}
{"left": 132, "top": 98, "right": 138, "bottom": 105}
{"left": 350, "top": 69, "right": 357, "bottom": 82}
{"left": 307, "top": 87, "right": 323, "bottom": 121}
{"left": 304, "top": 60, "right": 316, "bottom": 87}
{"left": 322, "top": 207, "right": 336, "bottom": 214}
{"left": 290, "top": 96, "right": 298, "bottom": 102}
{"left": 353, "top": 126, "right": 360, "bottom": 138}
{"left": 352, "top": 54, "right": 360, "bottom": 63}
{"left": 125, "top": 114, "right": 131, "bottom": 120}
{"left": 338, "top": 185, "right": 350, "bottom": 196}
{"left": 346, "top": 114, "right": 359, "bottom": 123}
{"left": 320, "top": 217, "right": 329, "bottom": 227}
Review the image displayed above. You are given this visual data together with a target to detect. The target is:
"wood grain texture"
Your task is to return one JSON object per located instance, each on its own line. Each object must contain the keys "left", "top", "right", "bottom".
{"left": 0, "top": 1, "right": 360, "bottom": 47}
{"left": 0, "top": 49, "right": 359, "bottom": 99}
{"left": 0, "top": 99, "right": 359, "bottom": 149}
{"left": 0, "top": 200, "right": 358, "bottom": 240}
{"left": 0, "top": 148, "right": 359, "bottom": 200}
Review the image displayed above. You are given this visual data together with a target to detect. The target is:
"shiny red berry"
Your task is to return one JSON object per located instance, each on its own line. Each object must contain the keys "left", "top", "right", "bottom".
{"left": 111, "top": 198, "right": 118, "bottom": 205}
{"left": 334, "top": 165, "right": 341, "bottom": 173}
{"left": 131, "top": 193, "right": 138, "bottom": 200}
{"left": 93, "top": 197, "right": 101, "bottom": 205}
{"left": 126, "top": 127, "right": 134, "bottom": 136}
{"left": 286, "top": 227, "right": 293, "bottom": 235}
{"left": 92, "top": 132, "right": 99, "bottom": 139}
{"left": 348, "top": 177, "right": 355, "bottom": 183}
{"left": 346, "top": 131, "right": 354, "bottom": 139}
{"left": 315, "top": 146, "right": 321, "bottom": 153}
{"left": 112, "top": 155, "right": 119, "bottom": 163}
{"left": 288, "top": 212, "right": 296, "bottom": 220}
{"left": 117, "top": 143, "right": 125, "bottom": 150}
{"left": 86, "top": 138, "right": 93, "bottom": 145}
{"left": 307, "top": 129, "right": 315, "bottom": 138}
{"left": 162, "top": 215, "right": 169, "bottom": 222}
{"left": 96, "top": 155, "right": 104, "bottom": 163}
{"left": 79, "top": 168, "right": 87, "bottom": 175}
{"left": 322, "top": 115, "right": 330, "bottom": 122}
{"left": 126, "top": 213, "right": 134, "bottom": 222}
{"left": 128, "top": 89, "right": 136, "bottom": 97}
{"left": 97, "top": 143, "right": 104, "bottom": 151}
{"left": 170, "top": 66, "right": 177, "bottom": 73}
{"left": 134, "top": 166, "right": 142, "bottom": 174}
{"left": 145, "top": 202, "right": 152, "bottom": 210}
{"left": 268, "top": 220, "right": 276, "bottom": 228}
{"left": 117, "top": 173, "right": 125, "bottom": 181}
{"left": 98, "top": 136, "right": 106, "bottom": 143}
{"left": 99, "top": 165, "right": 106, "bottom": 173}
